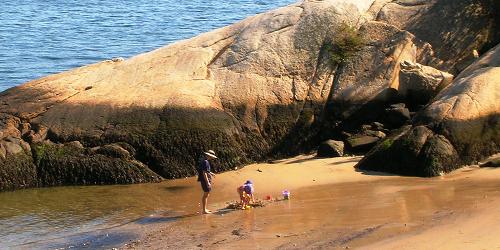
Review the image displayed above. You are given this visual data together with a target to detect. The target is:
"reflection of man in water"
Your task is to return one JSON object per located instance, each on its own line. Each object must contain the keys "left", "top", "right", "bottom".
{"left": 197, "top": 150, "right": 217, "bottom": 214}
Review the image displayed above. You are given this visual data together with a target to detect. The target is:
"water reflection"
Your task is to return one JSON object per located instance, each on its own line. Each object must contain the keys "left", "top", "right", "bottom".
{"left": 0, "top": 180, "right": 199, "bottom": 247}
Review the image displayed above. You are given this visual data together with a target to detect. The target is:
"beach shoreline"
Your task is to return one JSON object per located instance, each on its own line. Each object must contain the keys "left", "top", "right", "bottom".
{"left": 118, "top": 155, "right": 500, "bottom": 249}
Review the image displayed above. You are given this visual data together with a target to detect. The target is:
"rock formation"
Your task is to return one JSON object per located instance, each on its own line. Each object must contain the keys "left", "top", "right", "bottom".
{"left": 0, "top": 0, "right": 498, "bottom": 190}
{"left": 317, "top": 140, "right": 344, "bottom": 157}
{"left": 398, "top": 60, "right": 454, "bottom": 109}
{"left": 356, "top": 43, "right": 500, "bottom": 176}
{"left": 418, "top": 43, "right": 500, "bottom": 164}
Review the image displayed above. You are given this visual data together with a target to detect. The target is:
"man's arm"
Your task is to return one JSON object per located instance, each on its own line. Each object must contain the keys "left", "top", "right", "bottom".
{"left": 202, "top": 160, "right": 212, "bottom": 184}
{"left": 203, "top": 171, "right": 211, "bottom": 186}
{"left": 205, "top": 160, "right": 215, "bottom": 178}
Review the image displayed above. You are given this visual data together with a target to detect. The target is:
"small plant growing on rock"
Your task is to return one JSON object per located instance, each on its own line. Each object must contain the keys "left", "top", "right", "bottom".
{"left": 324, "top": 23, "right": 365, "bottom": 65}
{"left": 380, "top": 139, "right": 394, "bottom": 150}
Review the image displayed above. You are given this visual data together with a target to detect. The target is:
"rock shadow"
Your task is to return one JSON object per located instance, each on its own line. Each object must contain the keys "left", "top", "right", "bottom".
{"left": 406, "top": 0, "right": 500, "bottom": 72}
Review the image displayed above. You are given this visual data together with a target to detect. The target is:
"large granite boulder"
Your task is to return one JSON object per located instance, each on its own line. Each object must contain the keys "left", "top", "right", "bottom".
{"left": 417, "top": 43, "right": 500, "bottom": 164}
{"left": 0, "top": 0, "right": 378, "bottom": 190}
{"left": 398, "top": 60, "right": 454, "bottom": 108}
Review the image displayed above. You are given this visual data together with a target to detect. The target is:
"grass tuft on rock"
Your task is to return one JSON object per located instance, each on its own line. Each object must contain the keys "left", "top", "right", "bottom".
{"left": 324, "top": 23, "right": 365, "bottom": 65}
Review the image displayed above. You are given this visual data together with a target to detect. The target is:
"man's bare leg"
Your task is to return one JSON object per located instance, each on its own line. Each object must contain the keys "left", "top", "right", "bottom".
{"left": 202, "top": 192, "right": 211, "bottom": 214}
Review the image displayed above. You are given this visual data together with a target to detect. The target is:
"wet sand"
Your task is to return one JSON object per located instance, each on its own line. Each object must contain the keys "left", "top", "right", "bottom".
{"left": 121, "top": 155, "right": 500, "bottom": 249}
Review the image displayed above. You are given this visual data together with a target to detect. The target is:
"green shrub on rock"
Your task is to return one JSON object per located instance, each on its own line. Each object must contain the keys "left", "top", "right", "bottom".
{"left": 324, "top": 23, "right": 365, "bottom": 66}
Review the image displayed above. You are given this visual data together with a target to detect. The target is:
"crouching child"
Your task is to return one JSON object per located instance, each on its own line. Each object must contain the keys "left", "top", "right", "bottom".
{"left": 237, "top": 180, "right": 255, "bottom": 209}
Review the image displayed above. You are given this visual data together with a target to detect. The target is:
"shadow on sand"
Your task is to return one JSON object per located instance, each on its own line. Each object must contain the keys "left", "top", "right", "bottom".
{"left": 164, "top": 185, "right": 193, "bottom": 192}
{"left": 283, "top": 155, "right": 364, "bottom": 165}
{"left": 328, "top": 157, "right": 363, "bottom": 165}
{"left": 354, "top": 168, "right": 396, "bottom": 177}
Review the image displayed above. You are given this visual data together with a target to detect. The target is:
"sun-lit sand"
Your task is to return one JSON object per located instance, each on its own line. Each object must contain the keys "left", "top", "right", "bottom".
{"left": 122, "top": 155, "right": 500, "bottom": 249}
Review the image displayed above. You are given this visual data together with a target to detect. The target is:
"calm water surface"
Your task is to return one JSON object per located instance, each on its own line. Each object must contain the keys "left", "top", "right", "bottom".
{"left": 0, "top": 0, "right": 296, "bottom": 92}
{"left": 0, "top": 179, "right": 204, "bottom": 248}
{"left": 0, "top": 0, "right": 296, "bottom": 247}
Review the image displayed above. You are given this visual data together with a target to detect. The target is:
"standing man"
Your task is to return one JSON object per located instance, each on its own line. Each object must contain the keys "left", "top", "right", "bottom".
{"left": 197, "top": 150, "right": 217, "bottom": 214}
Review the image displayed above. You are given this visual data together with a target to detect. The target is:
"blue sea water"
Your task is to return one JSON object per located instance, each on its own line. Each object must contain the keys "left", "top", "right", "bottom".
{"left": 0, "top": 0, "right": 297, "bottom": 92}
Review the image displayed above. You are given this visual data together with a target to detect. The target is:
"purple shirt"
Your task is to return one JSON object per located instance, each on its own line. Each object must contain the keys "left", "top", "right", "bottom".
{"left": 243, "top": 184, "right": 254, "bottom": 194}
{"left": 197, "top": 159, "right": 211, "bottom": 182}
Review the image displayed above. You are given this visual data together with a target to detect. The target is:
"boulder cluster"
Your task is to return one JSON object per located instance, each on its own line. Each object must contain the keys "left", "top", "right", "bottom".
{"left": 1, "top": 0, "right": 499, "bottom": 190}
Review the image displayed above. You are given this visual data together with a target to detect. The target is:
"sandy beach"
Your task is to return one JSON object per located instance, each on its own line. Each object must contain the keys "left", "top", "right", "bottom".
{"left": 119, "top": 155, "right": 500, "bottom": 249}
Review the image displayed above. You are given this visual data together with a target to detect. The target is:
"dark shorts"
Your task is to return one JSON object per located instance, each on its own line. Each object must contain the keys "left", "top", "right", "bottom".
{"left": 200, "top": 180, "right": 211, "bottom": 193}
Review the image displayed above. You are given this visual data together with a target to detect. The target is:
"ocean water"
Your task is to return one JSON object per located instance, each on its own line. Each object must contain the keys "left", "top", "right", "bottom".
{"left": 0, "top": 0, "right": 297, "bottom": 92}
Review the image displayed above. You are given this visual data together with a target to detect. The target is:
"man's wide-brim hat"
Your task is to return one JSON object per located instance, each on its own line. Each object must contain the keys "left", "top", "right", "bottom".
{"left": 204, "top": 150, "right": 218, "bottom": 159}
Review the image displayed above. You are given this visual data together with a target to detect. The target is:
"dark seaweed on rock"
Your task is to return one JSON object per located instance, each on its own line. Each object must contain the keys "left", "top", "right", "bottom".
{"left": 0, "top": 153, "right": 37, "bottom": 191}
{"left": 33, "top": 143, "right": 161, "bottom": 186}
{"left": 356, "top": 125, "right": 461, "bottom": 177}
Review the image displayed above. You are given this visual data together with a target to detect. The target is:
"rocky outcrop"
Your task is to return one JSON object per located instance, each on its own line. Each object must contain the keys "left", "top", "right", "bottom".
{"left": 374, "top": 0, "right": 499, "bottom": 73}
{"left": 0, "top": 0, "right": 499, "bottom": 190}
{"left": 417, "top": 43, "right": 500, "bottom": 163}
{"left": 322, "top": 0, "right": 498, "bottom": 129}
{"left": 326, "top": 20, "right": 423, "bottom": 121}
{"left": 0, "top": 0, "right": 379, "bottom": 190}
{"left": 398, "top": 60, "right": 454, "bottom": 108}
{"left": 316, "top": 0, "right": 498, "bottom": 165}
{"left": 0, "top": 114, "right": 37, "bottom": 190}
{"left": 357, "top": 43, "right": 500, "bottom": 176}
{"left": 0, "top": 105, "right": 161, "bottom": 191}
